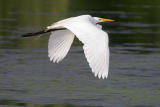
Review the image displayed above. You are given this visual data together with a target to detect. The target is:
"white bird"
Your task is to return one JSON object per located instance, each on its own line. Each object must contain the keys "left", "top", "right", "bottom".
{"left": 22, "top": 15, "right": 114, "bottom": 79}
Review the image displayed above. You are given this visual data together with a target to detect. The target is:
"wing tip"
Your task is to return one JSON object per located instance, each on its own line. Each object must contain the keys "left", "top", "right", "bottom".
{"left": 48, "top": 54, "right": 62, "bottom": 63}
{"left": 94, "top": 71, "right": 108, "bottom": 79}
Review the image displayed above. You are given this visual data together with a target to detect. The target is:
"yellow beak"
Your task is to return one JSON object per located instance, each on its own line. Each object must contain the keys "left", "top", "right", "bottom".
{"left": 100, "top": 18, "right": 115, "bottom": 22}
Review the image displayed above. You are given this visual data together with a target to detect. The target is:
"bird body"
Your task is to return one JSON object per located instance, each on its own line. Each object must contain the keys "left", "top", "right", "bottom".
{"left": 22, "top": 15, "right": 114, "bottom": 79}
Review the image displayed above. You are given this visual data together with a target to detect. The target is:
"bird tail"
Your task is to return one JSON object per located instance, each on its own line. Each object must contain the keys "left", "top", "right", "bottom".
{"left": 21, "top": 28, "right": 66, "bottom": 37}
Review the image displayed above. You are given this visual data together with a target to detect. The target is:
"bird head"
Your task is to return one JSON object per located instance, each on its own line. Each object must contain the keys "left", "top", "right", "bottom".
{"left": 93, "top": 17, "right": 115, "bottom": 23}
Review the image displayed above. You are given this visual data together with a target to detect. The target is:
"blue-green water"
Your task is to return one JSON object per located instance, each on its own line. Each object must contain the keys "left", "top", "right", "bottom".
{"left": 0, "top": 0, "right": 160, "bottom": 107}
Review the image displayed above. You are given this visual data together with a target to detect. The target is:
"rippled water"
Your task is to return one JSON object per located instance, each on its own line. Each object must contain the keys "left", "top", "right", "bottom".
{"left": 0, "top": 0, "right": 160, "bottom": 107}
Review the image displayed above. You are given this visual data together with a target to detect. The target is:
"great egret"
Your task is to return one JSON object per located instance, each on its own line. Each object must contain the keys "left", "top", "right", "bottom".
{"left": 22, "top": 15, "right": 114, "bottom": 79}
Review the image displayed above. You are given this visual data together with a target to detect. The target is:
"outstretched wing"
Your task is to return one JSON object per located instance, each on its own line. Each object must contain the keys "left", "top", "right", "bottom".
{"left": 63, "top": 22, "right": 109, "bottom": 79}
{"left": 48, "top": 29, "right": 74, "bottom": 63}
{"left": 47, "top": 15, "right": 109, "bottom": 79}
{"left": 83, "top": 33, "right": 109, "bottom": 79}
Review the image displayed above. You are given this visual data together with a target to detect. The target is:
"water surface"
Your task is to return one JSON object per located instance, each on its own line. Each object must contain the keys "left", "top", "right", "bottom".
{"left": 0, "top": 0, "right": 160, "bottom": 107}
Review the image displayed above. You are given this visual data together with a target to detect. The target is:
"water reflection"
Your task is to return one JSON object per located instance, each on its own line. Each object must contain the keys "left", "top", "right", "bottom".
{"left": 0, "top": 99, "right": 155, "bottom": 107}
{"left": 0, "top": 0, "right": 160, "bottom": 107}
{"left": 0, "top": 100, "right": 80, "bottom": 107}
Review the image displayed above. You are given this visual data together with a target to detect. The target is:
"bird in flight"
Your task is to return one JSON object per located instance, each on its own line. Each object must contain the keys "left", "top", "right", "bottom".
{"left": 22, "top": 15, "right": 114, "bottom": 79}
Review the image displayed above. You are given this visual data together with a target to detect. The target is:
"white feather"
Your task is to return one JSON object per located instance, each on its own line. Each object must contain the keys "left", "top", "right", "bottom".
{"left": 48, "top": 15, "right": 109, "bottom": 79}
{"left": 48, "top": 29, "right": 74, "bottom": 63}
